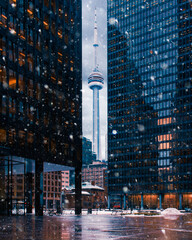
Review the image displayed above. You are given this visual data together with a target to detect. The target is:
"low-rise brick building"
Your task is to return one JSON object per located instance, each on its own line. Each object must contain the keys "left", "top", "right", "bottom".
{"left": 82, "top": 162, "right": 107, "bottom": 188}
{"left": 64, "top": 182, "right": 107, "bottom": 209}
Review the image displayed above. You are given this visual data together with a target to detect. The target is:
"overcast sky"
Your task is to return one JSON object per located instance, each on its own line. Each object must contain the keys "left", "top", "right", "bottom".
{"left": 82, "top": 1, "right": 107, "bottom": 160}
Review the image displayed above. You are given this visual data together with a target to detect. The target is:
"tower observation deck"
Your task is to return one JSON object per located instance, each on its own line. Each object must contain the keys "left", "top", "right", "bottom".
{"left": 88, "top": 8, "right": 104, "bottom": 160}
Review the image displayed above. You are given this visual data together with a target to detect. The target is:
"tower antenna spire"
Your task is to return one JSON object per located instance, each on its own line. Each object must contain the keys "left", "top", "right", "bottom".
{"left": 93, "top": 7, "right": 99, "bottom": 70}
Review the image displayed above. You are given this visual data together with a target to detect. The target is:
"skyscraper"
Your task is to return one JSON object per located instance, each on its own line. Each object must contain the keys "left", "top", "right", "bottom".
{"left": 0, "top": 0, "right": 82, "bottom": 215}
{"left": 82, "top": 137, "right": 96, "bottom": 166}
{"left": 108, "top": 0, "right": 192, "bottom": 209}
{"left": 88, "top": 8, "right": 104, "bottom": 160}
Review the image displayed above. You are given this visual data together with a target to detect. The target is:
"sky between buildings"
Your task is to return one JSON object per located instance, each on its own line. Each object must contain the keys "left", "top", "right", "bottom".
{"left": 82, "top": 0, "right": 107, "bottom": 160}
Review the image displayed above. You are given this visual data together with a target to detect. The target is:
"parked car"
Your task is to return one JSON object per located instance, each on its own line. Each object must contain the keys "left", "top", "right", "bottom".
{"left": 113, "top": 204, "right": 121, "bottom": 209}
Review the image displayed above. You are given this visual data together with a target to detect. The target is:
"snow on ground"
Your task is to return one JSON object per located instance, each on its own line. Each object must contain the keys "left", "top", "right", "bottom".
{"left": 161, "top": 208, "right": 183, "bottom": 216}
{"left": 59, "top": 208, "right": 183, "bottom": 217}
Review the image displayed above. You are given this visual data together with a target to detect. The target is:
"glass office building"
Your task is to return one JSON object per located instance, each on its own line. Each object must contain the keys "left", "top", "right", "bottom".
{"left": 108, "top": 0, "right": 192, "bottom": 209}
{"left": 0, "top": 0, "right": 82, "bottom": 215}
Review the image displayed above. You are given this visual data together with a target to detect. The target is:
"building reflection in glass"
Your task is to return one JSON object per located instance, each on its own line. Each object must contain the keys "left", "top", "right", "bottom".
{"left": 108, "top": 0, "right": 192, "bottom": 209}
{"left": 0, "top": 0, "right": 82, "bottom": 215}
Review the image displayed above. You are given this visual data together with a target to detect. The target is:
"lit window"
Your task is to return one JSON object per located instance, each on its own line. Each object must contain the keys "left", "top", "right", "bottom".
{"left": 43, "top": 15, "right": 49, "bottom": 30}
{"left": 158, "top": 117, "right": 172, "bottom": 125}
{"left": 8, "top": 129, "right": 16, "bottom": 145}
{"left": 18, "top": 22, "right": 25, "bottom": 40}
{"left": 0, "top": 9, "right": 7, "bottom": 28}
{"left": 58, "top": 51, "right": 63, "bottom": 63}
{"left": 65, "top": 12, "right": 68, "bottom": 23}
{"left": 0, "top": 129, "right": 6, "bottom": 142}
{"left": 9, "top": 69, "right": 16, "bottom": 89}
{"left": 0, "top": 65, "right": 7, "bottom": 88}
{"left": 58, "top": 5, "right": 63, "bottom": 19}
{"left": 27, "top": 1, "right": 34, "bottom": 18}
{"left": 0, "top": 36, "right": 6, "bottom": 56}
{"left": 58, "top": 27, "right": 62, "bottom": 39}
{"left": 19, "top": 130, "right": 25, "bottom": 146}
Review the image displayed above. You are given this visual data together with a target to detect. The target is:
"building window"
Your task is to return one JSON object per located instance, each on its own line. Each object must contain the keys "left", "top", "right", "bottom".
{"left": 44, "top": 0, "right": 49, "bottom": 8}
{"left": 0, "top": 36, "right": 6, "bottom": 56}
{"left": 18, "top": 101, "right": 24, "bottom": 120}
{"left": 27, "top": 132, "right": 34, "bottom": 144}
{"left": 51, "top": 140, "right": 56, "bottom": 154}
{"left": 9, "top": 15, "right": 16, "bottom": 35}
{"left": 27, "top": 1, "right": 34, "bottom": 19}
{"left": 18, "top": 74, "right": 25, "bottom": 93}
{"left": 0, "top": 8, "right": 7, "bottom": 28}
{"left": 9, "top": 69, "right": 16, "bottom": 89}
{"left": 64, "top": 34, "right": 68, "bottom": 45}
{"left": 28, "top": 27, "right": 33, "bottom": 46}
{"left": 0, "top": 65, "right": 7, "bottom": 88}
{"left": 0, "top": 129, "right": 6, "bottom": 142}
{"left": 8, "top": 129, "right": 16, "bottom": 145}
{"left": 51, "top": 0, "right": 56, "bottom": 13}
{"left": 43, "top": 15, "right": 49, "bottom": 30}
{"left": 36, "top": 83, "right": 41, "bottom": 100}
{"left": 27, "top": 104, "right": 33, "bottom": 122}
{"left": 58, "top": 27, "right": 62, "bottom": 39}
{"left": 27, "top": 79, "right": 33, "bottom": 97}
{"left": 36, "top": 33, "right": 41, "bottom": 51}
{"left": 27, "top": 53, "right": 33, "bottom": 72}
{"left": 9, "top": 97, "right": 16, "bottom": 119}
{"left": 44, "top": 137, "right": 49, "bottom": 151}
{"left": 18, "top": 130, "right": 25, "bottom": 146}
{"left": 51, "top": 21, "right": 55, "bottom": 36}
{"left": 18, "top": 48, "right": 25, "bottom": 67}
{"left": 18, "top": 22, "right": 25, "bottom": 40}
{"left": 9, "top": 0, "right": 17, "bottom": 7}
{"left": 0, "top": 95, "right": 6, "bottom": 115}
{"left": 9, "top": 41, "right": 16, "bottom": 62}
{"left": 65, "top": 12, "right": 68, "bottom": 23}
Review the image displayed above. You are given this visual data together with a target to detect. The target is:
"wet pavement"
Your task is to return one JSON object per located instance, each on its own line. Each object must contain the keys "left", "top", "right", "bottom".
{"left": 0, "top": 214, "right": 192, "bottom": 240}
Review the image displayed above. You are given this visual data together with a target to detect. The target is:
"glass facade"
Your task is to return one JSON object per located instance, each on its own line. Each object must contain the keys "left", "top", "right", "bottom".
{"left": 0, "top": 0, "right": 82, "bottom": 215}
{"left": 82, "top": 137, "right": 96, "bottom": 166}
{"left": 108, "top": 0, "right": 192, "bottom": 209}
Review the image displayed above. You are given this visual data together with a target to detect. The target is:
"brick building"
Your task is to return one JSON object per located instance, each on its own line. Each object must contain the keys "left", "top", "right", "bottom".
{"left": 82, "top": 162, "right": 107, "bottom": 188}
{"left": 65, "top": 182, "right": 107, "bottom": 209}
{"left": 9, "top": 170, "right": 72, "bottom": 211}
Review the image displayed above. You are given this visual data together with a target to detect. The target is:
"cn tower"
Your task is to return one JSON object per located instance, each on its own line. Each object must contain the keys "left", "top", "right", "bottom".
{"left": 88, "top": 8, "right": 104, "bottom": 160}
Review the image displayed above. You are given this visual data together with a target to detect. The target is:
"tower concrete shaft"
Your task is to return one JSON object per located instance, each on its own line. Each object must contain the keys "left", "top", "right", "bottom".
{"left": 93, "top": 87, "right": 100, "bottom": 160}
